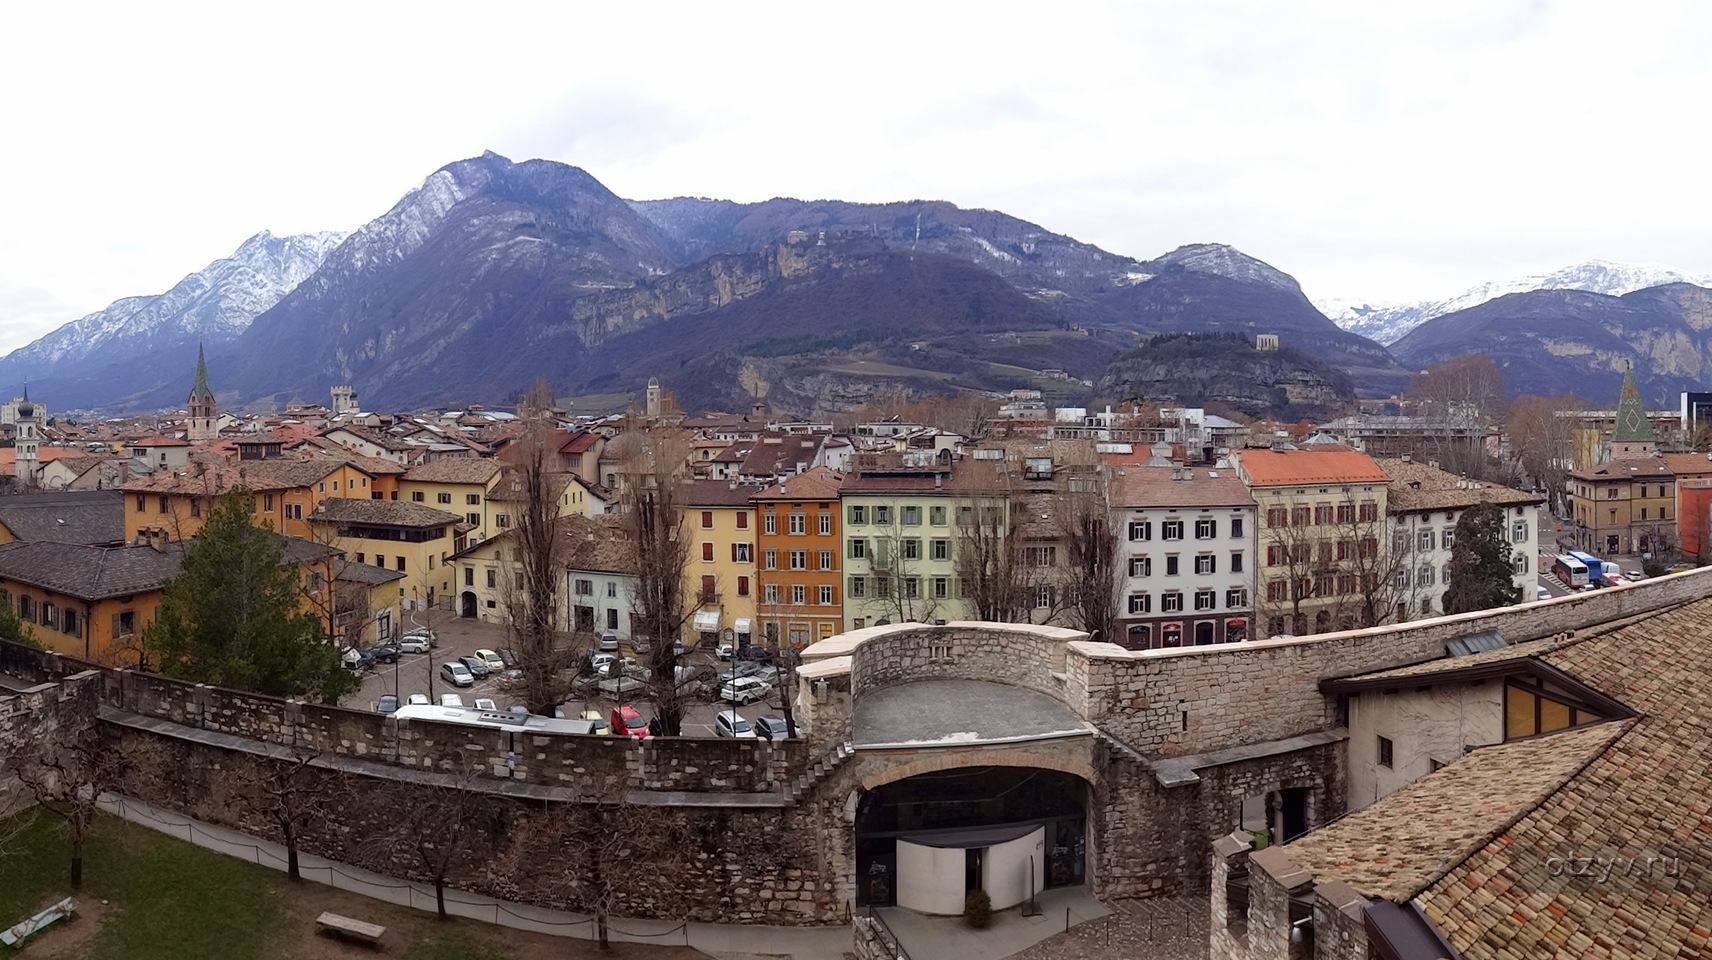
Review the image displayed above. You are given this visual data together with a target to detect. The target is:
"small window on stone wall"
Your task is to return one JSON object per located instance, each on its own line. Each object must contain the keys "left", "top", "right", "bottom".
{"left": 928, "top": 642, "right": 952, "bottom": 662}
{"left": 1378, "top": 735, "right": 1394, "bottom": 768}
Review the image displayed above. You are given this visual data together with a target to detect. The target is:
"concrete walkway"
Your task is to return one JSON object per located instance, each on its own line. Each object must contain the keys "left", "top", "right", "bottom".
{"left": 97, "top": 793, "right": 852, "bottom": 959}
{"left": 879, "top": 886, "right": 1111, "bottom": 960}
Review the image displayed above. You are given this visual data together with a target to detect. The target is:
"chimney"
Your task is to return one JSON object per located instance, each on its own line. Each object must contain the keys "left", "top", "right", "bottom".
{"left": 1401, "top": 453, "right": 1412, "bottom": 462}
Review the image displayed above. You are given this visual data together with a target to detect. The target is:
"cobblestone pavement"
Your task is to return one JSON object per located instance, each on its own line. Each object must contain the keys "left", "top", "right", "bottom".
{"left": 1007, "top": 897, "right": 1208, "bottom": 960}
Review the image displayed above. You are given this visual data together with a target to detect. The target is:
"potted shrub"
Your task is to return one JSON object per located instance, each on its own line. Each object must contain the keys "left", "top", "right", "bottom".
{"left": 964, "top": 890, "right": 992, "bottom": 929}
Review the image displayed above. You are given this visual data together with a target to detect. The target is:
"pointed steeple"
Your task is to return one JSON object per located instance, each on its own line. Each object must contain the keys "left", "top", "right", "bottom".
{"left": 190, "top": 343, "right": 213, "bottom": 402}
{"left": 1611, "top": 363, "right": 1655, "bottom": 445}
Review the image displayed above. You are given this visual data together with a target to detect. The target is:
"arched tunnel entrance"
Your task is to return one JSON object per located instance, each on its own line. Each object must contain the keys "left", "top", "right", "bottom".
{"left": 854, "top": 767, "right": 1089, "bottom": 914}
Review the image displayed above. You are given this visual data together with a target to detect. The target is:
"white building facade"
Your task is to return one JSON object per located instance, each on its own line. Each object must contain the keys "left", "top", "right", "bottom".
{"left": 1111, "top": 465, "right": 1256, "bottom": 649}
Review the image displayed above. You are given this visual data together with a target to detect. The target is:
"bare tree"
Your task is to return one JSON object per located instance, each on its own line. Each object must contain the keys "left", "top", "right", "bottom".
{"left": 214, "top": 748, "right": 336, "bottom": 881}
{"left": 13, "top": 710, "right": 138, "bottom": 889}
{"left": 355, "top": 755, "right": 494, "bottom": 920}
{"left": 499, "top": 790, "right": 689, "bottom": 950}
{"left": 500, "top": 410, "right": 567, "bottom": 716}
{"left": 1056, "top": 485, "right": 1117, "bottom": 641}
{"left": 1507, "top": 393, "right": 1582, "bottom": 516}
{"left": 622, "top": 428, "right": 694, "bottom": 736}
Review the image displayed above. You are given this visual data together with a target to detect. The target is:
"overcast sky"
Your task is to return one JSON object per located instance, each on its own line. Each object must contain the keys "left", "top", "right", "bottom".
{"left": 2, "top": 1, "right": 1708, "bottom": 353}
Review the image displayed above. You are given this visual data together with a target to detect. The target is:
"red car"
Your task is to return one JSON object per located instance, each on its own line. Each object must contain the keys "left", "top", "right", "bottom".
{"left": 610, "top": 705, "right": 650, "bottom": 738}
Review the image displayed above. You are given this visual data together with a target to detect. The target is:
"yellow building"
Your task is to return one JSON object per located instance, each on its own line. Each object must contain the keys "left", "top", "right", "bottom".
{"left": 399, "top": 459, "right": 504, "bottom": 543}
{"left": 306, "top": 498, "right": 467, "bottom": 610}
{"left": 122, "top": 458, "right": 380, "bottom": 542}
{"left": 333, "top": 559, "right": 406, "bottom": 647}
{"left": 683, "top": 480, "right": 759, "bottom": 646}
{"left": 0, "top": 536, "right": 340, "bottom": 665}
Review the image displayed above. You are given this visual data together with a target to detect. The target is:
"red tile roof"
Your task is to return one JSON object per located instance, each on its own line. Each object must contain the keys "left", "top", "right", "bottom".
{"left": 1234, "top": 448, "right": 1391, "bottom": 487}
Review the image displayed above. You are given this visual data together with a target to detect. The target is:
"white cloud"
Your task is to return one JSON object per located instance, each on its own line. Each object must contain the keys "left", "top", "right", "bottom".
{"left": 2, "top": 0, "right": 1710, "bottom": 351}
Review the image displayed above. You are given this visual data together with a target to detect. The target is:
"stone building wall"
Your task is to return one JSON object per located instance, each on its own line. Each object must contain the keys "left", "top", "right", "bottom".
{"left": 111, "top": 724, "right": 849, "bottom": 925}
{"left": 844, "top": 621, "right": 1086, "bottom": 701}
{"left": 1068, "top": 567, "right": 1712, "bottom": 757}
{"left": 0, "top": 642, "right": 808, "bottom": 794}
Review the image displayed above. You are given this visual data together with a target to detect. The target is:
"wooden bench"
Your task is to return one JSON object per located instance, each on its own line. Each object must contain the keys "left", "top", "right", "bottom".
{"left": 315, "top": 912, "right": 386, "bottom": 945}
{"left": 0, "top": 898, "right": 76, "bottom": 946}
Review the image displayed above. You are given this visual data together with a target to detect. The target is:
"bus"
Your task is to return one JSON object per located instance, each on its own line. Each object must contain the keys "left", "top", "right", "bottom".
{"left": 1567, "top": 551, "right": 1611, "bottom": 583}
{"left": 392, "top": 703, "right": 599, "bottom": 735}
{"left": 1551, "top": 554, "right": 1589, "bottom": 588}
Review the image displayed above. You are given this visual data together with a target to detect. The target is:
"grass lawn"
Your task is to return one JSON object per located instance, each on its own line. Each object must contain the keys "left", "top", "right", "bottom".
{"left": 0, "top": 810, "right": 706, "bottom": 960}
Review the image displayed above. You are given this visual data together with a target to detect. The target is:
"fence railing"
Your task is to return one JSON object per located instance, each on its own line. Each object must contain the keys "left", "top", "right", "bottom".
{"left": 866, "top": 904, "right": 911, "bottom": 960}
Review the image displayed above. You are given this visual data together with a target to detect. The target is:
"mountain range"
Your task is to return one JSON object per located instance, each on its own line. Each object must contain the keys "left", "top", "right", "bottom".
{"left": 1319, "top": 261, "right": 1712, "bottom": 346}
{"left": 6, "top": 152, "right": 1710, "bottom": 417}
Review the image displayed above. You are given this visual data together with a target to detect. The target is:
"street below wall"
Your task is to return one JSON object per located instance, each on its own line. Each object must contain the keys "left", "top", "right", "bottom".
{"left": 341, "top": 615, "right": 798, "bottom": 739}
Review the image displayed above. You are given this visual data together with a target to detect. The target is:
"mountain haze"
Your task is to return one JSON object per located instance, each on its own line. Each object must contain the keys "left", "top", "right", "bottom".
{"left": 1321, "top": 260, "right": 1712, "bottom": 346}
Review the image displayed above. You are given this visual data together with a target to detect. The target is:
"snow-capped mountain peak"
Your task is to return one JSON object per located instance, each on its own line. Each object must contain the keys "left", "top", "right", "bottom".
{"left": 1150, "top": 243, "right": 1303, "bottom": 294}
{"left": 0, "top": 228, "right": 345, "bottom": 372}
{"left": 1319, "top": 260, "right": 1712, "bottom": 345}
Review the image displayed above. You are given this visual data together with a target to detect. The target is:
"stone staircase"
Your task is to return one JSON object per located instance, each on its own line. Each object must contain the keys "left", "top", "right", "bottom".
{"left": 783, "top": 741, "right": 854, "bottom": 803}
{"left": 1091, "top": 727, "right": 1148, "bottom": 764}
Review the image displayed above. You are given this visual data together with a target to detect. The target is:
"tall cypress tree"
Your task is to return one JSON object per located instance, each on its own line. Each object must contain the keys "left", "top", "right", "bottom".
{"left": 1442, "top": 501, "right": 1523, "bottom": 615}
{"left": 145, "top": 487, "right": 356, "bottom": 703}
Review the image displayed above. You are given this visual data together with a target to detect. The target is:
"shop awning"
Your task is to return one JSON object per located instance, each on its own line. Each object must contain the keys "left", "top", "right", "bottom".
{"left": 1225, "top": 618, "right": 1247, "bottom": 628}
{"left": 693, "top": 610, "right": 721, "bottom": 634}
{"left": 733, "top": 618, "right": 753, "bottom": 636}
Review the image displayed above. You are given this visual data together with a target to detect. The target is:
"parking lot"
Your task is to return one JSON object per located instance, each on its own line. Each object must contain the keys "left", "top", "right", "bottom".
{"left": 340, "top": 615, "right": 801, "bottom": 738}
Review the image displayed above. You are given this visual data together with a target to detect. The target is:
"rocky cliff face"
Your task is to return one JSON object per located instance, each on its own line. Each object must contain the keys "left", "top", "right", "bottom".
{"left": 1096, "top": 334, "right": 1355, "bottom": 420}
{"left": 1390, "top": 282, "right": 1712, "bottom": 404}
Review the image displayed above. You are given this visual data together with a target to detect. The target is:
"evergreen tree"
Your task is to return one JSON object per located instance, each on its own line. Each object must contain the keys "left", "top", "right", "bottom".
{"left": 0, "top": 588, "right": 38, "bottom": 647}
{"left": 1442, "top": 501, "right": 1523, "bottom": 615}
{"left": 145, "top": 488, "right": 355, "bottom": 703}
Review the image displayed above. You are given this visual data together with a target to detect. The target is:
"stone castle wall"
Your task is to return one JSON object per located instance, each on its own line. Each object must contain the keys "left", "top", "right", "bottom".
{"left": 1067, "top": 568, "right": 1711, "bottom": 756}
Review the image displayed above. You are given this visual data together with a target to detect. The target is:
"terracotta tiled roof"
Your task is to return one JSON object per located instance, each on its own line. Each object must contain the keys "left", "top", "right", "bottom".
{"left": 308, "top": 497, "right": 462, "bottom": 528}
{"left": 1233, "top": 448, "right": 1391, "bottom": 486}
{"left": 1658, "top": 452, "right": 1712, "bottom": 478}
{"left": 1282, "top": 721, "right": 1629, "bottom": 900}
{"left": 1111, "top": 465, "right": 1254, "bottom": 509}
{"left": 227, "top": 458, "right": 352, "bottom": 488}
{"left": 335, "top": 559, "right": 405, "bottom": 586}
{"left": 1376, "top": 458, "right": 1545, "bottom": 512}
{"left": 121, "top": 461, "right": 295, "bottom": 495}
{"left": 1282, "top": 597, "right": 1712, "bottom": 959}
{"left": 683, "top": 479, "right": 766, "bottom": 507}
{"left": 559, "top": 431, "right": 602, "bottom": 454}
{"left": 752, "top": 465, "right": 844, "bottom": 502}
{"left": 127, "top": 435, "right": 192, "bottom": 448}
{"left": 401, "top": 458, "right": 502, "bottom": 485}
{"left": 1568, "top": 456, "right": 1673, "bottom": 481}
{"left": 839, "top": 458, "right": 1010, "bottom": 495}
{"left": 0, "top": 534, "right": 336, "bottom": 601}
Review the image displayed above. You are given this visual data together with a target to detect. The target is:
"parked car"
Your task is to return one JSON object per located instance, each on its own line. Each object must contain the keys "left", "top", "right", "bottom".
{"left": 599, "top": 632, "right": 620, "bottom": 653}
{"left": 610, "top": 705, "right": 650, "bottom": 738}
{"left": 440, "top": 661, "right": 474, "bottom": 687}
{"left": 589, "top": 653, "right": 617, "bottom": 677}
{"left": 715, "top": 712, "right": 757, "bottom": 738}
{"left": 1626, "top": 569, "right": 1646, "bottom": 580}
{"left": 402, "top": 627, "right": 437, "bottom": 648}
{"left": 719, "top": 676, "right": 772, "bottom": 705}
{"left": 367, "top": 643, "right": 400, "bottom": 665}
{"left": 406, "top": 693, "right": 430, "bottom": 705}
{"left": 735, "top": 645, "right": 772, "bottom": 664}
{"left": 375, "top": 694, "right": 400, "bottom": 715}
{"left": 1536, "top": 586, "right": 1552, "bottom": 601}
{"left": 499, "top": 648, "right": 521, "bottom": 668}
{"left": 396, "top": 635, "right": 431, "bottom": 654}
{"left": 579, "top": 710, "right": 611, "bottom": 736}
{"left": 341, "top": 647, "right": 372, "bottom": 670}
{"left": 474, "top": 698, "right": 498, "bottom": 711}
{"left": 473, "top": 649, "right": 506, "bottom": 672}
{"left": 716, "top": 642, "right": 735, "bottom": 661}
{"left": 753, "top": 716, "right": 792, "bottom": 740}
{"left": 715, "top": 663, "right": 763, "bottom": 684}
{"left": 459, "top": 655, "right": 491, "bottom": 679}
{"left": 440, "top": 693, "right": 465, "bottom": 707}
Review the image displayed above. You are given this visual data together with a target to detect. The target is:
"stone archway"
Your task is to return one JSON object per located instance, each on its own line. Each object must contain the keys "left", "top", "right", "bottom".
{"left": 460, "top": 591, "right": 477, "bottom": 619}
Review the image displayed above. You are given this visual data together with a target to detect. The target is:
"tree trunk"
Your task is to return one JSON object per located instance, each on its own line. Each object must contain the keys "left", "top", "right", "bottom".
{"left": 596, "top": 909, "right": 610, "bottom": 950}
{"left": 435, "top": 876, "right": 448, "bottom": 919}
{"left": 287, "top": 843, "right": 300, "bottom": 881}
{"left": 70, "top": 836, "right": 84, "bottom": 890}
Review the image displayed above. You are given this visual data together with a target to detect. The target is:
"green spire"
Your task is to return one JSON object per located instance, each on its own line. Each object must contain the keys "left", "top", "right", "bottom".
{"left": 1611, "top": 363, "right": 1655, "bottom": 444}
{"left": 190, "top": 344, "right": 213, "bottom": 402}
